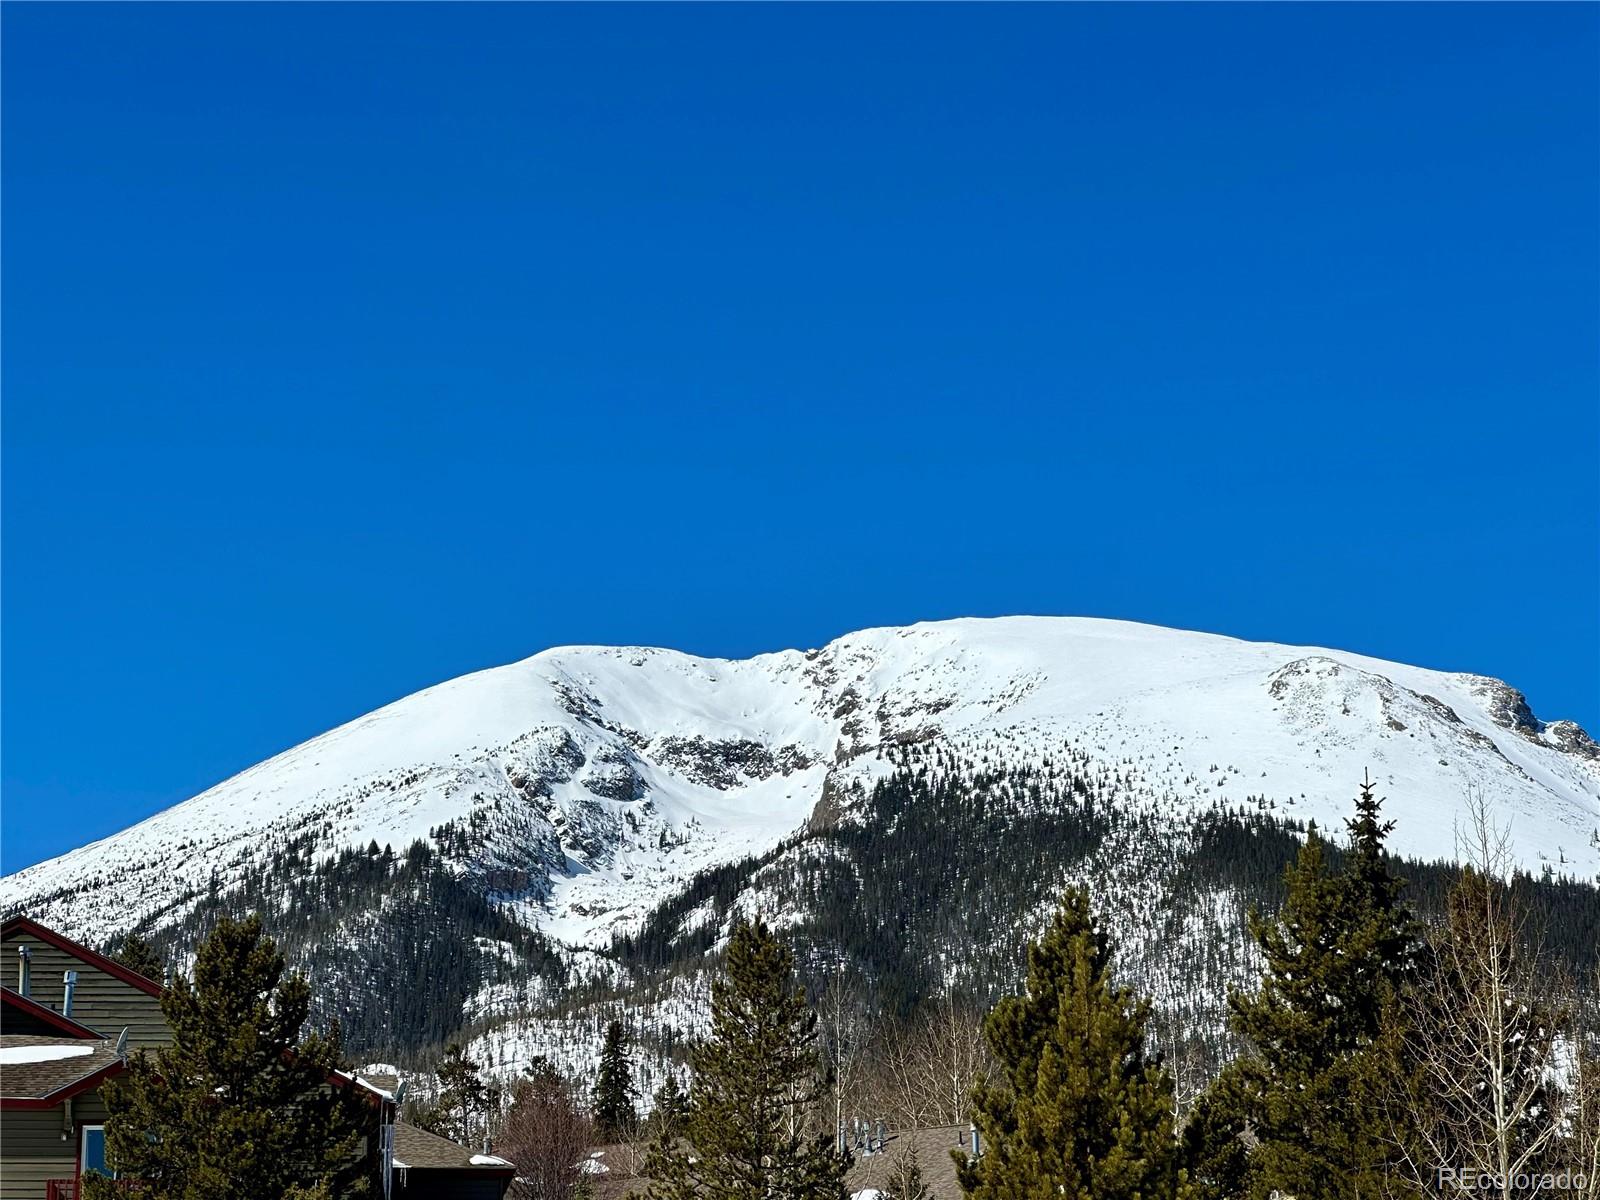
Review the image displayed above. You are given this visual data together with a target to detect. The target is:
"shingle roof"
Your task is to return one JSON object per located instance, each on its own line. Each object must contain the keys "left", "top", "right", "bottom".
{"left": 844, "top": 1124, "right": 970, "bottom": 1200}
{"left": 393, "top": 1122, "right": 515, "bottom": 1173}
{"left": 0, "top": 1033, "right": 123, "bottom": 1103}
{"left": 359, "top": 1071, "right": 401, "bottom": 1098}
{"left": 580, "top": 1124, "right": 973, "bottom": 1200}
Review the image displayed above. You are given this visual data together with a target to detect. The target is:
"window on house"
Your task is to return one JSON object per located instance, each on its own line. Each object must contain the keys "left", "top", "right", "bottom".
{"left": 81, "top": 1125, "right": 115, "bottom": 1178}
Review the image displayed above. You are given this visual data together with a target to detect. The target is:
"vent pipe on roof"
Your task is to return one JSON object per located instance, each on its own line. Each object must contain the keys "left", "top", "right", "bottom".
{"left": 16, "top": 945, "right": 30, "bottom": 997}
{"left": 63, "top": 970, "right": 79, "bottom": 1018}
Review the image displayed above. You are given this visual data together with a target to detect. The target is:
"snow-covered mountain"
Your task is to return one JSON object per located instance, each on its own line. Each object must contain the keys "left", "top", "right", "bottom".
{"left": 5, "top": 617, "right": 1598, "bottom": 948}
{"left": 5, "top": 617, "right": 1597, "bottom": 1084}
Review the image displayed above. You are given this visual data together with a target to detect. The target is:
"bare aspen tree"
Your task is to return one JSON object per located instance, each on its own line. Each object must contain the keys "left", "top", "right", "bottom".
{"left": 870, "top": 992, "right": 992, "bottom": 1130}
{"left": 922, "top": 990, "right": 991, "bottom": 1128}
{"left": 1385, "top": 792, "right": 1566, "bottom": 1200}
{"left": 1165, "top": 1035, "right": 1212, "bottom": 1125}
{"left": 869, "top": 1019, "right": 937, "bottom": 1130}
{"left": 818, "top": 966, "right": 870, "bottom": 1143}
{"left": 498, "top": 1067, "right": 596, "bottom": 1200}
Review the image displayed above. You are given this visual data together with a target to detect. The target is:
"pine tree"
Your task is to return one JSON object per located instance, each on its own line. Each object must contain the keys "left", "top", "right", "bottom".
{"left": 956, "top": 887, "right": 1189, "bottom": 1200}
{"left": 644, "top": 917, "right": 847, "bottom": 1200}
{"left": 110, "top": 930, "right": 166, "bottom": 984}
{"left": 593, "top": 1019, "right": 637, "bottom": 1140}
{"left": 403, "top": 1096, "right": 454, "bottom": 1138}
{"left": 85, "top": 914, "right": 377, "bottom": 1200}
{"left": 1211, "top": 789, "right": 1423, "bottom": 1200}
{"left": 437, "top": 1041, "right": 488, "bottom": 1147}
{"left": 1343, "top": 773, "right": 1423, "bottom": 1014}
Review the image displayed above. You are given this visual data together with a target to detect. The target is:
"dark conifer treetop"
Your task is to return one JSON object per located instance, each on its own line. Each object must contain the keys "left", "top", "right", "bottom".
{"left": 436, "top": 1040, "right": 488, "bottom": 1148}
{"left": 593, "top": 1018, "right": 638, "bottom": 1140}
{"left": 957, "top": 887, "right": 1188, "bottom": 1200}
{"left": 645, "top": 917, "right": 847, "bottom": 1200}
{"left": 1192, "top": 782, "right": 1425, "bottom": 1200}
{"left": 110, "top": 929, "right": 166, "bottom": 984}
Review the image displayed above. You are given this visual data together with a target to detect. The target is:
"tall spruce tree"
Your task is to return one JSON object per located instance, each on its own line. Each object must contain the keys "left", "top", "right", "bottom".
{"left": 1199, "top": 785, "right": 1422, "bottom": 1200}
{"left": 593, "top": 1018, "right": 637, "bottom": 1139}
{"left": 644, "top": 917, "right": 847, "bottom": 1200}
{"left": 85, "top": 914, "right": 376, "bottom": 1200}
{"left": 1344, "top": 774, "right": 1423, "bottom": 1003}
{"left": 956, "top": 887, "right": 1190, "bottom": 1200}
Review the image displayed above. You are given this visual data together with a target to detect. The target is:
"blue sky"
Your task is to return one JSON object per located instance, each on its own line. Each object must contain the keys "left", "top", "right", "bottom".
{"left": 3, "top": 4, "right": 1596, "bottom": 874}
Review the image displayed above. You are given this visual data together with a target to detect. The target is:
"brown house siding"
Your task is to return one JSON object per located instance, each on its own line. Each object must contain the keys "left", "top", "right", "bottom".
{"left": 1, "top": 930, "right": 168, "bottom": 1049}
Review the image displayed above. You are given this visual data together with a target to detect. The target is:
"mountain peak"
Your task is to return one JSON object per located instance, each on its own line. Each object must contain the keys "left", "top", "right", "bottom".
{"left": 4, "top": 617, "right": 1596, "bottom": 952}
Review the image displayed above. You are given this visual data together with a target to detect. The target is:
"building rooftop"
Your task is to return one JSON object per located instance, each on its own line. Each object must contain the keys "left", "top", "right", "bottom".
{"left": 393, "top": 1122, "right": 515, "bottom": 1174}
{"left": 0, "top": 1033, "right": 123, "bottom": 1103}
{"left": 582, "top": 1124, "right": 973, "bottom": 1200}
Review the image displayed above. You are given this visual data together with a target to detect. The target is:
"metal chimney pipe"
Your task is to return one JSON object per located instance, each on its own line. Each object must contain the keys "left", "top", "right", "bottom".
{"left": 971, "top": 1123, "right": 982, "bottom": 1158}
{"left": 17, "top": 945, "right": 31, "bottom": 997}
{"left": 62, "top": 971, "right": 79, "bottom": 1018}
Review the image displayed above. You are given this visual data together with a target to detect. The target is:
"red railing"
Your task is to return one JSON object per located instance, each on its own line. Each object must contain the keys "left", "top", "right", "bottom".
{"left": 45, "top": 1181, "right": 77, "bottom": 1200}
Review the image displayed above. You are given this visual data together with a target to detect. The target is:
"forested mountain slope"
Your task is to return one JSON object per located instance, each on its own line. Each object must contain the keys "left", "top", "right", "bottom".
{"left": 4, "top": 617, "right": 1595, "bottom": 1071}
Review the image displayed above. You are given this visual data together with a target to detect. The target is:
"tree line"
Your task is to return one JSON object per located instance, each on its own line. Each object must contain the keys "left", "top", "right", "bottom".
{"left": 91, "top": 774, "right": 1597, "bottom": 1200}
{"left": 487, "top": 776, "right": 1599, "bottom": 1199}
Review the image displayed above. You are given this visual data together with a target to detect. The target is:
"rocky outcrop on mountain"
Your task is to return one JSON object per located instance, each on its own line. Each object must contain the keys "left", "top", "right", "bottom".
{"left": 2, "top": 618, "right": 1594, "bottom": 1063}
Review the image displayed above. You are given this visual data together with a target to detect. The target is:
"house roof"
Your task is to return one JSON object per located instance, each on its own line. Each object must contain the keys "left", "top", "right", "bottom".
{"left": 393, "top": 1123, "right": 516, "bottom": 1176}
{"left": 0, "top": 1034, "right": 124, "bottom": 1108}
{"left": 1, "top": 986, "right": 105, "bottom": 1039}
{"left": 581, "top": 1124, "right": 972, "bottom": 1200}
{"left": 354, "top": 1070, "right": 400, "bottom": 1100}
{"left": 1, "top": 915, "right": 163, "bottom": 996}
{"left": 843, "top": 1124, "right": 970, "bottom": 1200}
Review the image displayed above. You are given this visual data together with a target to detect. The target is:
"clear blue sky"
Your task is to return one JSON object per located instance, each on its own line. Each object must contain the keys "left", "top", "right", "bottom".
{"left": 3, "top": 4, "right": 1596, "bottom": 874}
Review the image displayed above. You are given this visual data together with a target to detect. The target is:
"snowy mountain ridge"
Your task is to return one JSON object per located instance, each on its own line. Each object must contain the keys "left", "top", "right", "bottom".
{"left": 4, "top": 616, "right": 1598, "bottom": 955}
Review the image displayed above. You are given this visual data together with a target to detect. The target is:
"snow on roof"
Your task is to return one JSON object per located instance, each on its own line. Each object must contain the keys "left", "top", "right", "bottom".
{"left": 0, "top": 1043, "right": 95, "bottom": 1064}
{"left": 352, "top": 1074, "right": 396, "bottom": 1100}
{"left": 471, "top": 1154, "right": 514, "bottom": 1167}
